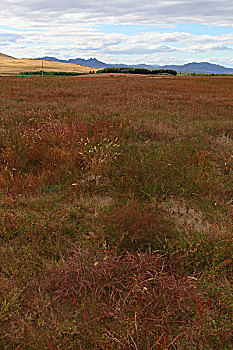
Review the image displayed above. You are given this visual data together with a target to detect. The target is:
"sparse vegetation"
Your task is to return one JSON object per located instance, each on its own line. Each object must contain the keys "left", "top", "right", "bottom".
{"left": 0, "top": 75, "right": 232, "bottom": 349}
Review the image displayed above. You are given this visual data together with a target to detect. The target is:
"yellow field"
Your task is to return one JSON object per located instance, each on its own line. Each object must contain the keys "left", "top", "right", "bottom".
{"left": 0, "top": 54, "right": 95, "bottom": 74}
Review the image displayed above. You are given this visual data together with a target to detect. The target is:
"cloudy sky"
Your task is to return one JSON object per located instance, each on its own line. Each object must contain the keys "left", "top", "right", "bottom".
{"left": 1, "top": 0, "right": 233, "bottom": 66}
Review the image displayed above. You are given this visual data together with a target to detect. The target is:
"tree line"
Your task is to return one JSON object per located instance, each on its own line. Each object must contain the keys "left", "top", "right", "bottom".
{"left": 96, "top": 67, "right": 177, "bottom": 76}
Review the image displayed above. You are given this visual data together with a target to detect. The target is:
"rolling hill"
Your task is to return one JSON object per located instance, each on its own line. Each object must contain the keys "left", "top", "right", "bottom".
{"left": 0, "top": 53, "right": 95, "bottom": 75}
{"left": 0, "top": 53, "right": 16, "bottom": 60}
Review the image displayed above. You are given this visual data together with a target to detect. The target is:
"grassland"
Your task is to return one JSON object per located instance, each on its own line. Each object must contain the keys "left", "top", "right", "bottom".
{"left": 0, "top": 56, "right": 95, "bottom": 75}
{"left": 0, "top": 75, "right": 232, "bottom": 349}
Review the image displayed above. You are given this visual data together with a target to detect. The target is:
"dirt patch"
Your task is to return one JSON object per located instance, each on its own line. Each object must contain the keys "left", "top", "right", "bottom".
{"left": 161, "top": 198, "right": 211, "bottom": 232}
{"left": 215, "top": 133, "right": 233, "bottom": 150}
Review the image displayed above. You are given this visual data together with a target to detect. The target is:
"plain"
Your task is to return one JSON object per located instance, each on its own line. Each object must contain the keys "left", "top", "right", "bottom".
{"left": 0, "top": 75, "right": 232, "bottom": 349}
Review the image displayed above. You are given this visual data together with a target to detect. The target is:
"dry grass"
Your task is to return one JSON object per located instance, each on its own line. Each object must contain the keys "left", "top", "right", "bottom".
{"left": 0, "top": 57, "right": 95, "bottom": 74}
{"left": 0, "top": 53, "right": 16, "bottom": 60}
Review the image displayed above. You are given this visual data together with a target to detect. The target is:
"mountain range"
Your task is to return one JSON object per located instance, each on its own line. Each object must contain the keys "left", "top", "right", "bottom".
{"left": 39, "top": 57, "right": 233, "bottom": 74}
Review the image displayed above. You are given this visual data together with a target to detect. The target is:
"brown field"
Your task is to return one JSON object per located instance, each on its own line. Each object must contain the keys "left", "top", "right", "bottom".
{"left": 0, "top": 75, "right": 232, "bottom": 349}
{"left": 0, "top": 54, "right": 95, "bottom": 74}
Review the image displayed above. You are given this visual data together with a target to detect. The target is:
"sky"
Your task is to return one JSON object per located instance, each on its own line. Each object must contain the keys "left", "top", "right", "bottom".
{"left": 1, "top": 0, "right": 233, "bottom": 66}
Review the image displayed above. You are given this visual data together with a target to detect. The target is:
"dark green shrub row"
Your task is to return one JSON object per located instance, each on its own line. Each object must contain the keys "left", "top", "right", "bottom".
{"left": 97, "top": 67, "right": 177, "bottom": 76}
{"left": 19, "top": 71, "right": 94, "bottom": 76}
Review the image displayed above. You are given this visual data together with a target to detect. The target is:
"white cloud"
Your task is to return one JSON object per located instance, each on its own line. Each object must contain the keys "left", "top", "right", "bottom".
{"left": 0, "top": 32, "right": 22, "bottom": 42}
{"left": 1, "top": 0, "right": 233, "bottom": 27}
{"left": 2, "top": 28, "right": 233, "bottom": 63}
{"left": 1, "top": 0, "right": 233, "bottom": 65}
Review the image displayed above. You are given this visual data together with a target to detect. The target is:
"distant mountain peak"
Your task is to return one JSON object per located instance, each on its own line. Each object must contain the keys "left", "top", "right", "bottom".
{"left": 38, "top": 56, "right": 233, "bottom": 73}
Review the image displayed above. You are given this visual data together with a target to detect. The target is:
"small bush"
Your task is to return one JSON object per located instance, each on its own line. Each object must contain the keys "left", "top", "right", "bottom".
{"left": 97, "top": 200, "right": 175, "bottom": 252}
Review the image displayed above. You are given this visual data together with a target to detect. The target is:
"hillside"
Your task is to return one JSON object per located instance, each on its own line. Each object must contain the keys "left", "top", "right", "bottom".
{"left": 0, "top": 54, "right": 95, "bottom": 74}
{"left": 0, "top": 52, "right": 16, "bottom": 60}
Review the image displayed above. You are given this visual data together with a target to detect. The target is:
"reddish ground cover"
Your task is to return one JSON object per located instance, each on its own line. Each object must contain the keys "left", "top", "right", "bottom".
{"left": 0, "top": 75, "right": 232, "bottom": 349}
